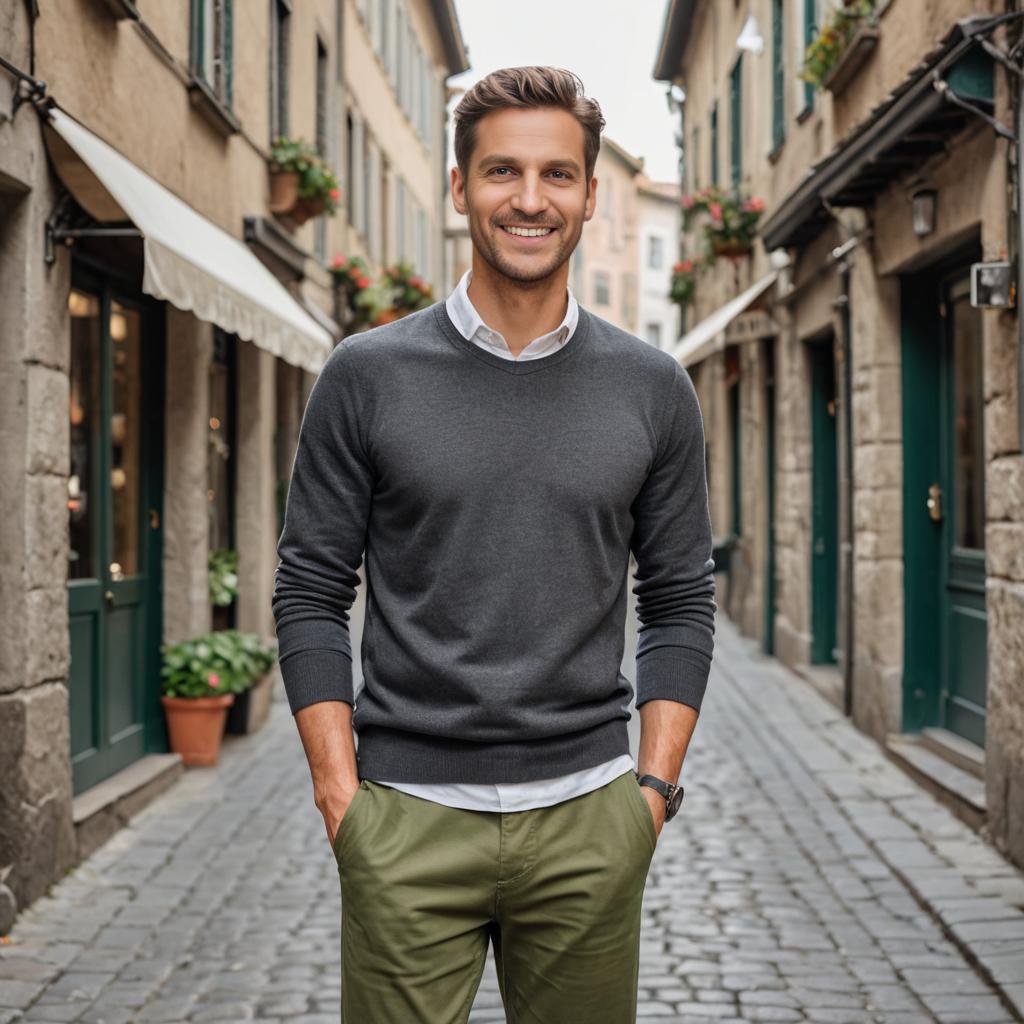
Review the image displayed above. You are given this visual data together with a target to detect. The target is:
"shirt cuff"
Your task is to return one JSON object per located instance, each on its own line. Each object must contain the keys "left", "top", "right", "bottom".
{"left": 635, "top": 647, "right": 711, "bottom": 712}
{"left": 278, "top": 649, "right": 354, "bottom": 715}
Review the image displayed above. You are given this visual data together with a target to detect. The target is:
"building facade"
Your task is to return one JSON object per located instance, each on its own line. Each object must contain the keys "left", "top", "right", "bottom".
{"left": 0, "top": 0, "right": 466, "bottom": 930}
{"left": 636, "top": 178, "right": 682, "bottom": 351}
{"left": 655, "top": 0, "right": 1024, "bottom": 868}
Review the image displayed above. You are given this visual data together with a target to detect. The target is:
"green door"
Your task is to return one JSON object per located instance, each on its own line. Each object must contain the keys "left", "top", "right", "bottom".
{"left": 810, "top": 338, "right": 838, "bottom": 664}
{"left": 67, "top": 268, "right": 165, "bottom": 795}
{"left": 901, "top": 265, "right": 987, "bottom": 746}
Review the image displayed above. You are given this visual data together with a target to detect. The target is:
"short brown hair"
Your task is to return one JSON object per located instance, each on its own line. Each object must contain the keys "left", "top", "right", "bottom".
{"left": 453, "top": 66, "right": 606, "bottom": 181}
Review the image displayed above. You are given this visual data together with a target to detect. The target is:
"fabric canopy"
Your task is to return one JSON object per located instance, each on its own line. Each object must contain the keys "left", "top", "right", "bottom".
{"left": 45, "top": 107, "right": 333, "bottom": 374}
{"left": 669, "top": 270, "right": 778, "bottom": 367}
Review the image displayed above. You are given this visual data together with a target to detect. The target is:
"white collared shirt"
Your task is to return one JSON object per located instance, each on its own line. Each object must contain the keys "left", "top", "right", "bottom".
{"left": 370, "top": 269, "right": 635, "bottom": 812}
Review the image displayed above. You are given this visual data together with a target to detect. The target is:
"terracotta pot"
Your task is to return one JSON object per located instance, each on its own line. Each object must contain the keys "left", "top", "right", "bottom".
{"left": 269, "top": 170, "right": 300, "bottom": 213}
{"left": 711, "top": 238, "right": 752, "bottom": 258}
{"left": 161, "top": 693, "right": 235, "bottom": 766}
{"left": 373, "top": 308, "right": 407, "bottom": 326}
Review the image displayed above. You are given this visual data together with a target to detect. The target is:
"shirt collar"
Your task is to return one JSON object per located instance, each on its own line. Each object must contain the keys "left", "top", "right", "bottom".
{"left": 445, "top": 269, "right": 578, "bottom": 350}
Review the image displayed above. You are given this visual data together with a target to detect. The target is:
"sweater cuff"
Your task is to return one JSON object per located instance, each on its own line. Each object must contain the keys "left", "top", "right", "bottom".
{"left": 635, "top": 647, "right": 712, "bottom": 713}
{"left": 278, "top": 650, "right": 354, "bottom": 715}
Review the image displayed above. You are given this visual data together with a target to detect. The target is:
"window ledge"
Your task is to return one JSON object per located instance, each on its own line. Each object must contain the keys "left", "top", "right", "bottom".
{"left": 822, "top": 25, "right": 880, "bottom": 94}
{"left": 187, "top": 75, "right": 241, "bottom": 138}
{"left": 767, "top": 138, "right": 786, "bottom": 165}
{"left": 796, "top": 104, "right": 814, "bottom": 125}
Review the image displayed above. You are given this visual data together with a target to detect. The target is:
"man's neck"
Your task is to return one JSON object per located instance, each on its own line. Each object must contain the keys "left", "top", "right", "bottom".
{"left": 466, "top": 258, "right": 570, "bottom": 357}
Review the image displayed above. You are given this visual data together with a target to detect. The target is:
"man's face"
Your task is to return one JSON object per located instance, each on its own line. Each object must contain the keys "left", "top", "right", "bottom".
{"left": 452, "top": 107, "right": 597, "bottom": 284}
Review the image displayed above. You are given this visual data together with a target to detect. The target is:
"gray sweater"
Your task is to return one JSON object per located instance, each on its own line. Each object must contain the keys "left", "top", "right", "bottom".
{"left": 271, "top": 302, "right": 716, "bottom": 784}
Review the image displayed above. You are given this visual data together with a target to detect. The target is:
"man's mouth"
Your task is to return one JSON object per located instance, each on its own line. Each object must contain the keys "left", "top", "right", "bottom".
{"left": 500, "top": 225, "right": 556, "bottom": 237}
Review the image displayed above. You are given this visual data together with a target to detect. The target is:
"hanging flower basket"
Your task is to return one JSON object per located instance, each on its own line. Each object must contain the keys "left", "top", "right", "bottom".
{"left": 269, "top": 170, "right": 300, "bottom": 213}
{"left": 669, "top": 259, "right": 698, "bottom": 306}
{"left": 289, "top": 196, "right": 326, "bottom": 225}
{"left": 711, "top": 238, "right": 754, "bottom": 259}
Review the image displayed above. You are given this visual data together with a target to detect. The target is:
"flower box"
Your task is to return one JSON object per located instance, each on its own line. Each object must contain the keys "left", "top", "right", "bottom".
{"left": 822, "top": 24, "right": 880, "bottom": 93}
{"left": 269, "top": 170, "right": 301, "bottom": 213}
{"left": 711, "top": 238, "right": 753, "bottom": 259}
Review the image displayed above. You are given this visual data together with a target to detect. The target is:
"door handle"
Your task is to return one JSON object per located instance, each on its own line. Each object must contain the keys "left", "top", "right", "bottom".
{"left": 104, "top": 590, "right": 114, "bottom": 606}
{"left": 927, "top": 482, "right": 943, "bottom": 522}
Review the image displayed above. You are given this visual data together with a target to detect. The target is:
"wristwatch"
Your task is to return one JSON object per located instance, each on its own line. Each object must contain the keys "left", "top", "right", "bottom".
{"left": 635, "top": 771, "right": 685, "bottom": 821}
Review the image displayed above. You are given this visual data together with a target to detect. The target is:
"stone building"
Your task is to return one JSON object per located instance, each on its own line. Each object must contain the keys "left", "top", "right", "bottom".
{"left": 636, "top": 177, "right": 682, "bottom": 351}
{"left": 655, "top": 0, "right": 1024, "bottom": 868}
{"left": 0, "top": 0, "right": 466, "bottom": 931}
{"left": 572, "top": 136, "right": 644, "bottom": 332}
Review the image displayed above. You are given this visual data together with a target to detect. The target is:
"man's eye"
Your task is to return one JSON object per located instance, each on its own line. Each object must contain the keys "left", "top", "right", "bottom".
{"left": 549, "top": 170, "right": 569, "bottom": 179}
{"left": 491, "top": 167, "right": 512, "bottom": 176}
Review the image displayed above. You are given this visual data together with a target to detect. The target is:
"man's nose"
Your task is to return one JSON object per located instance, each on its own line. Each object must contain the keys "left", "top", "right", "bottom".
{"left": 510, "top": 174, "right": 548, "bottom": 216}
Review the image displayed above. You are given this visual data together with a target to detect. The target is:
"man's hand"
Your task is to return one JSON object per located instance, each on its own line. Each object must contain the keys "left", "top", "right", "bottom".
{"left": 321, "top": 779, "right": 361, "bottom": 849}
{"left": 636, "top": 698, "right": 699, "bottom": 843}
{"left": 293, "top": 699, "right": 361, "bottom": 852}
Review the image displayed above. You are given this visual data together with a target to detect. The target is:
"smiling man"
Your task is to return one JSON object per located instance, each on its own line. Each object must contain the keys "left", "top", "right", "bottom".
{"left": 272, "top": 67, "right": 716, "bottom": 1023}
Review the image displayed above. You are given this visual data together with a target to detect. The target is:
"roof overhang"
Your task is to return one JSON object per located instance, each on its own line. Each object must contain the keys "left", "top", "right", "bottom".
{"left": 670, "top": 270, "right": 779, "bottom": 367}
{"left": 429, "top": 0, "right": 470, "bottom": 76}
{"left": 761, "top": 16, "right": 999, "bottom": 252}
{"left": 653, "top": 0, "right": 697, "bottom": 81}
{"left": 44, "top": 106, "right": 334, "bottom": 374}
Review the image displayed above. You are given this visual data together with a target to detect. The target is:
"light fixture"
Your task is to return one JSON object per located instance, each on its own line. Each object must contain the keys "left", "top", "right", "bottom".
{"left": 911, "top": 189, "right": 937, "bottom": 237}
{"left": 736, "top": 15, "right": 764, "bottom": 54}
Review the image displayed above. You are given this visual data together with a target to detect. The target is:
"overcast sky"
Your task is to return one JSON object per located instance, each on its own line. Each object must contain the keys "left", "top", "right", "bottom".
{"left": 447, "top": 0, "right": 680, "bottom": 184}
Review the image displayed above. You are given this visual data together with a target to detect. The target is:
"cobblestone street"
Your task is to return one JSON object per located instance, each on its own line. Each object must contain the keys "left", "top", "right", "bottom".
{"left": 2, "top": 616, "right": 1023, "bottom": 1024}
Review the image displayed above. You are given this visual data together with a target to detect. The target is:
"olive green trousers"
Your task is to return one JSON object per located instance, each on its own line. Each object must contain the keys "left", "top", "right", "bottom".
{"left": 332, "top": 769, "right": 657, "bottom": 1023}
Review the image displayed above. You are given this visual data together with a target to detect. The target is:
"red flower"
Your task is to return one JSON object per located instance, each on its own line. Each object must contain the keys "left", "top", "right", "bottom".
{"left": 331, "top": 254, "right": 344, "bottom": 269}
{"left": 681, "top": 194, "right": 695, "bottom": 209}
{"left": 680, "top": 259, "right": 694, "bottom": 273}
{"left": 709, "top": 202, "right": 722, "bottom": 220}
{"left": 409, "top": 276, "right": 423, "bottom": 289}
{"left": 208, "top": 672, "right": 220, "bottom": 688}
{"left": 355, "top": 275, "right": 370, "bottom": 289}
{"left": 329, "top": 188, "right": 340, "bottom": 201}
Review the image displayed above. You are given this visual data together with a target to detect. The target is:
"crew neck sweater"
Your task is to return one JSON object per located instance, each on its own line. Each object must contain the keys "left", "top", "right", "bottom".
{"left": 272, "top": 301, "right": 717, "bottom": 785}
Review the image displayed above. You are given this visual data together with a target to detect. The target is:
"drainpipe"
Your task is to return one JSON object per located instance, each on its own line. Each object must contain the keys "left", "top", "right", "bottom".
{"left": 831, "top": 232, "right": 860, "bottom": 720}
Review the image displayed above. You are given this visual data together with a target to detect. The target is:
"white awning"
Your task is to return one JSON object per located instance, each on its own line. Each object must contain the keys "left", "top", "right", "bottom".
{"left": 670, "top": 270, "right": 778, "bottom": 367}
{"left": 44, "top": 107, "right": 333, "bottom": 374}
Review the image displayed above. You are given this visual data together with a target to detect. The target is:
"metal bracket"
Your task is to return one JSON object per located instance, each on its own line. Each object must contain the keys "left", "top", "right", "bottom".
{"left": 0, "top": 54, "right": 46, "bottom": 119}
{"left": 932, "top": 76, "right": 1016, "bottom": 142}
{"left": 44, "top": 190, "right": 140, "bottom": 265}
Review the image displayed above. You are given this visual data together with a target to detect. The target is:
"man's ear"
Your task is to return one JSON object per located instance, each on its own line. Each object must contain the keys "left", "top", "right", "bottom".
{"left": 451, "top": 165, "right": 467, "bottom": 215}
{"left": 583, "top": 176, "right": 598, "bottom": 223}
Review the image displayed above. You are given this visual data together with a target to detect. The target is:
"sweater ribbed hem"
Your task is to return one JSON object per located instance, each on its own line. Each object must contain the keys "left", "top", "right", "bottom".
{"left": 356, "top": 716, "right": 630, "bottom": 785}
{"left": 279, "top": 650, "right": 354, "bottom": 714}
{"left": 635, "top": 647, "right": 712, "bottom": 712}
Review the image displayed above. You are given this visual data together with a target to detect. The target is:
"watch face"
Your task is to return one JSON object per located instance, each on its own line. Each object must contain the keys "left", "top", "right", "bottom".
{"left": 667, "top": 785, "right": 684, "bottom": 820}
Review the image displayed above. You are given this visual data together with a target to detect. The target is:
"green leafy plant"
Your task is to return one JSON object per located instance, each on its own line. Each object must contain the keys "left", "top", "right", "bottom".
{"left": 161, "top": 630, "right": 277, "bottom": 699}
{"left": 208, "top": 548, "right": 239, "bottom": 608}
{"left": 347, "top": 260, "right": 435, "bottom": 328}
{"left": 270, "top": 136, "right": 340, "bottom": 215}
{"left": 669, "top": 259, "right": 698, "bottom": 306}
{"left": 330, "top": 254, "right": 373, "bottom": 324}
{"left": 799, "top": 0, "right": 875, "bottom": 89}
{"left": 269, "top": 136, "right": 318, "bottom": 175}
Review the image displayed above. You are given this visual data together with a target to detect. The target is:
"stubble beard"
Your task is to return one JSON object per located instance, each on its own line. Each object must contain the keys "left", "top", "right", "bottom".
{"left": 467, "top": 203, "right": 585, "bottom": 287}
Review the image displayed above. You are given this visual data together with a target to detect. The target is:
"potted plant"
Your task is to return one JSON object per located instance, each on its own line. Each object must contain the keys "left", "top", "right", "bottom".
{"left": 669, "top": 259, "right": 698, "bottom": 308}
{"left": 683, "top": 186, "right": 764, "bottom": 262}
{"left": 329, "top": 254, "right": 373, "bottom": 327}
{"left": 208, "top": 548, "right": 238, "bottom": 632}
{"left": 222, "top": 630, "right": 279, "bottom": 736}
{"left": 268, "top": 137, "right": 317, "bottom": 213}
{"left": 352, "top": 261, "right": 435, "bottom": 328}
{"left": 800, "top": 0, "right": 877, "bottom": 91}
{"left": 160, "top": 633, "right": 238, "bottom": 766}
{"left": 291, "top": 157, "right": 341, "bottom": 225}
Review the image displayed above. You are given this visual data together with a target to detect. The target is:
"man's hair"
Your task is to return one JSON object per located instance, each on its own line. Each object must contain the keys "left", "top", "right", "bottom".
{"left": 453, "top": 66, "right": 606, "bottom": 181}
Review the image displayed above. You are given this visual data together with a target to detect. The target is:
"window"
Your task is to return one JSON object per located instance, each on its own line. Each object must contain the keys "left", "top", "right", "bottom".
{"left": 730, "top": 55, "right": 743, "bottom": 187}
{"left": 803, "top": 0, "right": 817, "bottom": 112}
{"left": 269, "top": 0, "right": 290, "bottom": 141}
{"left": 191, "top": 0, "right": 233, "bottom": 106}
{"left": 710, "top": 102, "right": 719, "bottom": 185}
{"left": 645, "top": 323, "right": 662, "bottom": 349}
{"left": 594, "top": 271, "right": 610, "bottom": 306}
{"left": 346, "top": 111, "right": 355, "bottom": 221}
{"left": 395, "top": 176, "right": 406, "bottom": 261}
{"left": 362, "top": 128, "right": 373, "bottom": 243}
{"left": 647, "top": 235, "right": 664, "bottom": 270}
{"left": 314, "top": 38, "right": 329, "bottom": 262}
{"left": 772, "top": 0, "right": 785, "bottom": 150}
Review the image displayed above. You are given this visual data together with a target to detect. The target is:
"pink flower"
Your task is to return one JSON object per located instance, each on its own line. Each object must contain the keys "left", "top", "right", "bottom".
{"left": 749, "top": 197, "right": 765, "bottom": 212}
{"left": 207, "top": 672, "right": 220, "bottom": 688}
{"left": 329, "top": 188, "right": 340, "bottom": 201}
{"left": 331, "top": 254, "right": 344, "bottom": 269}
{"left": 680, "top": 259, "right": 694, "bottom": 273}
{"left": 681, "top": 194, "right": 695, "bottom": 209}
{"left": 709, "top": 202, "right": 722, "bottom": 220}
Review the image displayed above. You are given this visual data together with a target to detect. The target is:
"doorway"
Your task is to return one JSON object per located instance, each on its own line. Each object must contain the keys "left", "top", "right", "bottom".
{"left": 902, "top": 259, "right": 987, "bottom": 747}
{"left": 67, "top": 265, "right": 165, "bottom": 794}
{"left": 809, "top": 336, "right": 838, "bottom": 665}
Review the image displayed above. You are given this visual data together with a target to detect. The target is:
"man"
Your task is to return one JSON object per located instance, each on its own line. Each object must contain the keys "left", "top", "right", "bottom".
{"left": 272, "top": 66, "right": 716, "bottom": 1023}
